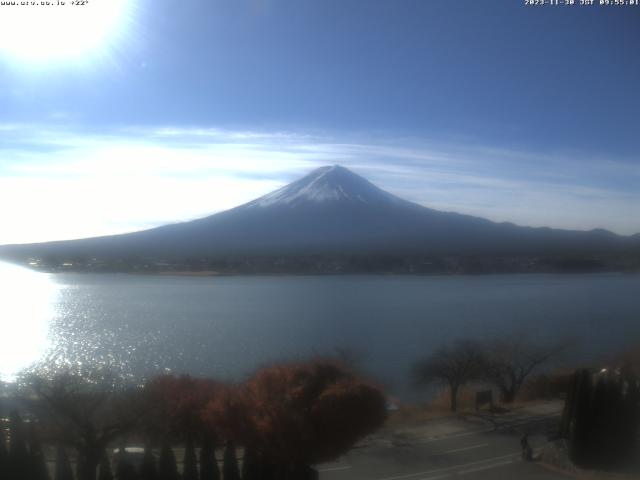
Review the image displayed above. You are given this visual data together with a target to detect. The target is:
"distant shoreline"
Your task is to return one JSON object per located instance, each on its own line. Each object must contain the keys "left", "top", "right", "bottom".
{"left": 2, "top": 252, "right": 639, "bottom": 277}
{"left": 14, "top": 267, "right": 640, "bottom": 278}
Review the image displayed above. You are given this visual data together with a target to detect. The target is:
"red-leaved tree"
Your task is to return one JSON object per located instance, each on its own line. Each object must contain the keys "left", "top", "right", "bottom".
{"left": 239, "top": 361, "right": 387, "bottom": 469}
{"left": 142, "top": 375, "right": 221, "bottom": 441}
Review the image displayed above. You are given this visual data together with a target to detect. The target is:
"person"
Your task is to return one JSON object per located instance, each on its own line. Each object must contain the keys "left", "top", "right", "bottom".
{"left": 520, "top": 433, "right": 532, "bottom": 461}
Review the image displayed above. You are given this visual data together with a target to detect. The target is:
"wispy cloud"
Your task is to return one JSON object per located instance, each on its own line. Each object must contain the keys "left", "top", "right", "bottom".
{"left": 1, "top": 123, "right": 638, "bottom": 245}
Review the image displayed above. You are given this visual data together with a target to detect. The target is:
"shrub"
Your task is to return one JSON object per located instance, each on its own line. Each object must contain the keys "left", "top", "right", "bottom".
{"left": 241, "top": 360, "right": 387, "bottom": 466}
{"left": 143, "top": 375, "right": 221, "bottom": 440}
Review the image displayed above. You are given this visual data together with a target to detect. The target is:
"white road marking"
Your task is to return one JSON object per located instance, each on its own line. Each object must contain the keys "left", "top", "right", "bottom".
{"left": 417, "top": 474, "right": 452, "bottom": 480}
{"left": 457, "top": 459, "right": 514, "bottom": 475}
{"left": 318, "top": 465, "right": 353, "bottom": 472}
{"left": 416, "top": 429, "right": 487, "bottom": 444}
{"left": 414, "top": 412, "right": 561, "bottom": 444}
{"left": 373, "top": 452, "right": 519, "bottom": 480}
{"left": 435, "top": 443, "right": 488, "bottom": 455}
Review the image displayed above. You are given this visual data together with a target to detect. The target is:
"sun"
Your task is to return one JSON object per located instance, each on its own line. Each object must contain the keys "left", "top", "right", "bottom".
{"left": 0, "top": 0, "right": 131, "bottom": 62}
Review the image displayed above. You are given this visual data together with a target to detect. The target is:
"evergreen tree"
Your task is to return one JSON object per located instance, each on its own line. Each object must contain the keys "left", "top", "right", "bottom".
{"left": 622, "top": 372, "right": 640, "bottom": 459}
{"left": 115, "top": 447, "right": 137, "bottom": 480}
{"left": 562, "top": 368, "right": 640, "bottom": 468}
{"left": 8, "top": 411, "right": 31, "bottom": 480}
{"left": 559, "top": 371, "right": 578, "bottom": 438}
{"left": 157, "top": 442, "right": 178, "bottom": 480}
{"left": 29, "top": 423, "right": 50, "bottom": 480}
{"left": 240, "top": 447, "right": 261, "bottom": 480}
{"left": 54, "top": 446, "right": 74, "bottom": 480}
{"left": 589, "top": 375, "right": 608, "bottom": 465}
{"left": 222, "top": 442, "right": 240, "bottom": 480}
{"left": 569, "top": 369, "right": 593, "bottom": 465}
{"left": 182, "top": 439, "right": 198, "bottom": 480}
{"left": 198, "top": 438, "right": 219, "bottom": 480}
{"left": 0, "top": 428, "right": 9, "bottom": 480}
{"left": 604, "top": 375, "right": 624, "bottom": 466}
{"left": 258, "top": 460, "right": 277, "bottom": 480}
{"left": 98, "top": 451, "right": 114, "bottom": 480}
{"left": 139, "top": 446, "right": 157, "bottom": 480}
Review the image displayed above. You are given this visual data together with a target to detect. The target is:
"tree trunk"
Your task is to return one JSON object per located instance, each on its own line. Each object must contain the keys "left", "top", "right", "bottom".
{"left": 450, "top": 384, "right": 459, "bottom": 412}
{"left": 77, "top": 447, "right": 102, "bottom": 480}
{"left": 222, "top": 442, "right": 240, "bottom": 480}
{"left": 182, "top": 438, "right": 198, "bottom": 480}
{"left": 501, "top": 386, "right": 516, "bottom": 404}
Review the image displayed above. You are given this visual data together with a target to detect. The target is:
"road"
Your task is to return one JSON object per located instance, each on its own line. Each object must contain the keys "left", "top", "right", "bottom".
{"left": 319, "top": 402, "right": 570, "bottom": 480}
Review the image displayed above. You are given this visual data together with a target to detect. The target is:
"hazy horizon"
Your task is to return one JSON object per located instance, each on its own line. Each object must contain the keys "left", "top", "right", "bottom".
{"left": 2, "top": 160, "right": 640, "bottom": 247}
{"left": 1, "top": 1, "right": 639, "bottom": 244}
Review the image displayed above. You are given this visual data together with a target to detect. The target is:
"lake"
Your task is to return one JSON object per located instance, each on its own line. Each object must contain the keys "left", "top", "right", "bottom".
{"left": 2, "top": 262, "right": 640, "bottom": 399}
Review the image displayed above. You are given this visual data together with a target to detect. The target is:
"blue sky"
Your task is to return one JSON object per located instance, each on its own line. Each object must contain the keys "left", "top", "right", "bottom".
{"left": 0, "top": 0, "right": 639, "bottom": 244}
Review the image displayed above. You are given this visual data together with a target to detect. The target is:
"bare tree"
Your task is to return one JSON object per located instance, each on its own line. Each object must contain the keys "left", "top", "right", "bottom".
{"left": 482, "top": 335, "right": 568, "bottom": 403}
{"left": 413, "top": 340, "right": 486, "bottom": 412}
{"left": 25, "top": 372, "right": 142, "bottom": 480}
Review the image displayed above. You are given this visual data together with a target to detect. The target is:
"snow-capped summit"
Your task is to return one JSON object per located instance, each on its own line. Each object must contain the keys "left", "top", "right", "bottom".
{"left": 1, "top": 165, "right": 636, "bottom": 264}
{"left": 245, "top": 165, "right": 402, "bottom": 208}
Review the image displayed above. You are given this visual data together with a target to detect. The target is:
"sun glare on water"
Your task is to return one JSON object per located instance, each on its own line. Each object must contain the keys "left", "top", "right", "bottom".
{"left": 0, "top": 0, "right": 131, "bottom": 62}
{"left": 0, "top": 262, "right": 59, "bottom": 381}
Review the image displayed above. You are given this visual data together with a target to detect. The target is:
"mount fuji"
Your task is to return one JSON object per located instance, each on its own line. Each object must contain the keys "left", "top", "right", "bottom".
{"left": 1, "top": 165, "right": 638, "bottom": 272}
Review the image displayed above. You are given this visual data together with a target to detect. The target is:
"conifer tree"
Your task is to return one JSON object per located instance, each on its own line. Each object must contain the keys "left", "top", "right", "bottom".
{"left": 158, "top": 442, "right": 178, "bottom": 480}
{"left": 258, "top": 461, "right": 277, "bottom": 480}
{"left": 139, "top": 446, "right": 157, "bottom": 480}
{"left": 115, "top": 447, "right": 137, "bottom": 480}
{"left": 605, "top": 376, "right": 624, "bottom": 466}
{"left": 622, "top": 373, "right": 640, "bottom": 459}
{"left": 198, "top": 438, "right": 219, "bottom": 480}
{"left": 8, "top": 411, "right": 30, "bottom": 480}
{"left": 29, "top": 424, "right": 50, "bottom": 480}
{"left": 0, "top": 428, "right": 9, "bottom": 480}
{"left": 222, "top": 442, "right": 240, "bottom": 480}
{"left": 560, "top": 370, "right": 578, "bottom": 438}
{"left": 240, "top": 447, "right": 261, "bottom": 480}
{"left": 54, "top": 446, "right": 74, "bottom": 480}
{"left": 562, "top": 368, "right": 640, "bottom": 468}
{"left": 589, "top": 375, "right": 608, "bottom": 465}
{"left": 570, "top": 369, "right": 593, "bottom": 465}
{"left": 182, "top": 439, "right": 198, "bottom": 480}
{"left": 98, "top": 451, "right": 114, "bottom": 480}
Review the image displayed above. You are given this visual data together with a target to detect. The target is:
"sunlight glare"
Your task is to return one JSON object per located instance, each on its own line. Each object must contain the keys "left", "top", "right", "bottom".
{"left": 0, "top": 262, "right": 58, "bottom": 381}
{"left": 0, "top": 0, "right": 130, "bottom": 62}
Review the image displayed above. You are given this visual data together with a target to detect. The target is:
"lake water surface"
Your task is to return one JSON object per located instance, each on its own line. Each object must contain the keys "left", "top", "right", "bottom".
{"left": 2, "top": 262, "right": 640, "bottom": 399}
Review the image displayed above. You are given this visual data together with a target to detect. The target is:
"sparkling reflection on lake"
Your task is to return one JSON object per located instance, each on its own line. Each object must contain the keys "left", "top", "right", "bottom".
{"left": 0, "top": 262, "right": 59, "bottom": 381}
{"left": 2, "top": 263, "right": 640, "bottom": 398}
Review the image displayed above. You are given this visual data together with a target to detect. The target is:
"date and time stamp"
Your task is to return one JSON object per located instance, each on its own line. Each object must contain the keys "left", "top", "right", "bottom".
{"left": 525, "top": 0, "right": 640, "bottom": 6}
{"left": 1, "top": 0, "right": 639, "bottom": 9}
{"left": 2, "top": 0, "right": 640, "bottom": 6}
{"left": 1, "top": 0, "right": 638, "bottom": 7}
{"left": 0, "top": 1, "right": 90, "bottom": 6}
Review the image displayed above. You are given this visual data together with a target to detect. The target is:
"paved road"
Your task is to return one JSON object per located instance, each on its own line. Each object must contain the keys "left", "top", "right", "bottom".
{"left": 319, "top": 403, "right": 571, "bottom": 480}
